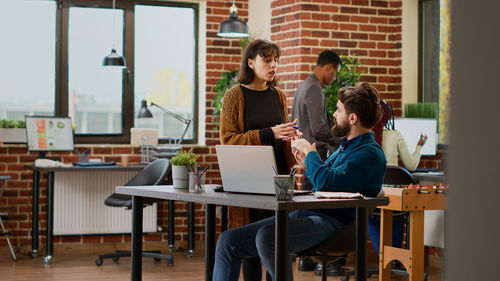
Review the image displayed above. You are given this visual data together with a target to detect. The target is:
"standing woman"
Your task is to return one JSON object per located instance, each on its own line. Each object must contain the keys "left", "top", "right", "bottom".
{"left": 218, "top": 39, "right": 297, "bottom": 281}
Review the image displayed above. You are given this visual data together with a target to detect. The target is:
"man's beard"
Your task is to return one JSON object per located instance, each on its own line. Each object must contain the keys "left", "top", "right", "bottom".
{"left": 331, "top": 119, "right": 350, "bottom": 137}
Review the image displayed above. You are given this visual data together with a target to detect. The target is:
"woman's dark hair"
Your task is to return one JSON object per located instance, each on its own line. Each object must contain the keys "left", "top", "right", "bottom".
{"left": 373, "top": 100, "right": 394, "bottom": 145}
{"left": 237, "top": 39, "right": 280, "bottom": 86}
{"left": 338, "top": 82, "right": 383, "bottom": 130}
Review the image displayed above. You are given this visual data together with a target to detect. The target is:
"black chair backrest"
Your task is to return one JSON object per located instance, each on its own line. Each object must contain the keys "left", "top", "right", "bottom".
{"left": 104, "top": 159, "right": 170, "bottom": 208}
{"left": 383, "top": 166, "right": 416, "bottom": 185}
{"left": 125, "top": 159, "right": 170, "bottom": 187}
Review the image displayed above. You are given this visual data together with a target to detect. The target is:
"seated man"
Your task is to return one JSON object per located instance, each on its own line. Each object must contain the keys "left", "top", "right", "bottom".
{"left": 212, "top": 83, "right": 387, "bottom": 281}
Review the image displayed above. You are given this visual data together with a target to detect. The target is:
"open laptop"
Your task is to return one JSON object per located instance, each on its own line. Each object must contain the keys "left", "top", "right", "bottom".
{"left": 215, "top": 145, "right": 311, "bottom": 195}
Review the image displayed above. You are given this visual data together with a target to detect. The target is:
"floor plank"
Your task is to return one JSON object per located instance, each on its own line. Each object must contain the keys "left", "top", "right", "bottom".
{"left": 0, "top": 242, "right": 443, "bottom": 280}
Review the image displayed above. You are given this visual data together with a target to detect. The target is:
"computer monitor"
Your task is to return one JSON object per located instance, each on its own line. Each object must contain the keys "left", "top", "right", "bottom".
{"left": 25, "top": 116, "right": 74, "bottom": 152}
{"left": 393, "top": 118, "right": 437, "bottom": 156}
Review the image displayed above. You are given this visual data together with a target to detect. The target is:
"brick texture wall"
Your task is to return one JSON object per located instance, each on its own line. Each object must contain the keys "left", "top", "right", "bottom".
{"left": 0, "top": 0, "right": 443, "bottom": 248}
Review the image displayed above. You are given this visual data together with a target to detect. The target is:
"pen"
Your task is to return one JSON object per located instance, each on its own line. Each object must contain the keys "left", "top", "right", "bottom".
{"left": 291, "top": 126, "right": 299, "bottom": 129}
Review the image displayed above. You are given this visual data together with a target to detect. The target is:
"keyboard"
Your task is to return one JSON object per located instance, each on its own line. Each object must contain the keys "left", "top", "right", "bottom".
{"left": 73, "top": 161, "right": 116, "bottom": 167}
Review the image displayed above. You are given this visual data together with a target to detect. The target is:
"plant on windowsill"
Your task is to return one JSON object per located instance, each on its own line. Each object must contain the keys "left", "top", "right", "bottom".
{"left": 0, "top": 119, "right": 26, "bottom": 144}
{"left": 404, "top": 103, "right": 438, "bottom": 119}
{"left": 170, "top": 149, "right": 200, "bottom": 189}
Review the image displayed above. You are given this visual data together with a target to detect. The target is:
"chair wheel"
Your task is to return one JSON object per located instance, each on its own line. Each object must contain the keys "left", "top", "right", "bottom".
{"left": 168, "top": 259, "right": 174, "bottom": 266}
{"left": 341, "top": 276, "right": 350, "bottom": 281}
{"left": 154, "top": 258, "right": 161, "bottom": 262}
{"left": 112, "top": 257, "right": 120, "bottom": 262}
{"left": 95, "top": 259, "right": 103, "bottom": 266}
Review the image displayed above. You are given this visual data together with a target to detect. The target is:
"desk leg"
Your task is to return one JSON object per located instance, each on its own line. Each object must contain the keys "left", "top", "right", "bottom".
{"left": 168, "top": 200, "right": 175, "bottom": 251}
{"left": 188, "top": 202, "right": 195, "bottom": 257}
{"left": 43, "top": 172, "right": 54, "bottom": 264}
{"left": 205, "top": 204, "right": 215, "bottom": 281}
{"left": 355, "top": 207, "right": 368, "bottom": 281}
{"left": 131, "top": 196, "right": 143, "bottom": 281}
{"left": 408, "top": 211, "right": 424, "bottom": 281}
{"left": 275, "top": 210, "right": 289, "bottom": 281}
{"left": 379, "top": 209, "right": 393, "bottom": 281}
{"left": 31, "top": 170, "right": 40, "bottom": 258}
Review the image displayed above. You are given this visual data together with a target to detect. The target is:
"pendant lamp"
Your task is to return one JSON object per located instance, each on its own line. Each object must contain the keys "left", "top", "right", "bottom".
{"left": 103, "top": 0, "right": 126, "bottom": 67}
{"left": 217, "top": 0, "right": 249, "bottom": 38}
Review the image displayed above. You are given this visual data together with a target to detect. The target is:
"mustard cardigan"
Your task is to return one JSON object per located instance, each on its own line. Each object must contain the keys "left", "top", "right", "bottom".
{"left": 219, "top": 84, "right": 296, "bottom": 227}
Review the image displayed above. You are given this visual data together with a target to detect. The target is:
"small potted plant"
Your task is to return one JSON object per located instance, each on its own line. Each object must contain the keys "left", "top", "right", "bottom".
{"left": 170, "top": 149, "right": 199, "bottom": 189}
{"left": 0, "top": 119, "right": 26, "bottom": 144}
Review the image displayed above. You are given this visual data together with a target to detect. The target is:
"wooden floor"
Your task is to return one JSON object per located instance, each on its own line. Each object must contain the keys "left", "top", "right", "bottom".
{"left": 0, "top": 242, "right": 443, "bottom": 281}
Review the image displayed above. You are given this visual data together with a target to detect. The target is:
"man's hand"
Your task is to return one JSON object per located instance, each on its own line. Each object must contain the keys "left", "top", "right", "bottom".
{"left": 292, "top": 148, "right": 306, "bottom": 169}
{"left": 291, "top": 138, "right": 316, "bottom": 155}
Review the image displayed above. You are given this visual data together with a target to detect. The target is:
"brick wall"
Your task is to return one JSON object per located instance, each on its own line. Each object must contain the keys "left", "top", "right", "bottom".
{"left": 271, "top": 0, "right": 403, "bottom": 114}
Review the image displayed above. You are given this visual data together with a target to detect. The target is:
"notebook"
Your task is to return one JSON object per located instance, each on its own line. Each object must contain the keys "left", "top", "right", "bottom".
{"left": 215, "top": 145, "right": 311, "bottom": 196}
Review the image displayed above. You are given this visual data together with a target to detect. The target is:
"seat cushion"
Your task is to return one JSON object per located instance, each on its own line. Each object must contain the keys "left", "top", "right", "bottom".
{"left": 104, "top": 193, "right": 132, "bottom": 208}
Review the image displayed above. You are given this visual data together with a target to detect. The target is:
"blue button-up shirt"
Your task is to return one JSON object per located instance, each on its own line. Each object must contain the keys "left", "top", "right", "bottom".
{"left": 304, "top": 132, "right": 386, "bottom": 224}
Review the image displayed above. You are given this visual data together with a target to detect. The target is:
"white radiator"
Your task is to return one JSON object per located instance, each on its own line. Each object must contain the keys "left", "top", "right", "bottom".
{"left": 54, "top": 171, "right": 157, "bottom": 235}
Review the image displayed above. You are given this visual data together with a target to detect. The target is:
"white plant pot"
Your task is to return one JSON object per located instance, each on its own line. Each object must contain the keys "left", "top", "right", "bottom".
{"left": 0, "top": 128, "right": 26, "bottom": 144}
{"left": 172, "top": 165, "right": 189, "bottom": 189}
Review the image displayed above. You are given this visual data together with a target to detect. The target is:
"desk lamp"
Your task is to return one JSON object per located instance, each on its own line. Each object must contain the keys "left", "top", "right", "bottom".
{"left": 137, "top": 100, "right": 191, "bottom": 144}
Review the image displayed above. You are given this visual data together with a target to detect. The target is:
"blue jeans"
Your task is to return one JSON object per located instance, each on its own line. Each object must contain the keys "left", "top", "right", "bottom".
{"left": 212, "top": 210, "right": 345, "bottom": 281}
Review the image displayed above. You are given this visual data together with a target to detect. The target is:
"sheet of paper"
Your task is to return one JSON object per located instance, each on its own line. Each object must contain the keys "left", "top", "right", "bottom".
{"left": 314, "top": 191, "right": 364, "bottom": 199}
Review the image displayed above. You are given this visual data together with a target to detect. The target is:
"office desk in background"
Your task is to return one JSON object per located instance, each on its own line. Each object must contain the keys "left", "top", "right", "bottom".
{"left": 26, "top": 165, "right": 148, "bottom": 264}
{"left": 116, "top": 184, "right": 389, "bottom": 281}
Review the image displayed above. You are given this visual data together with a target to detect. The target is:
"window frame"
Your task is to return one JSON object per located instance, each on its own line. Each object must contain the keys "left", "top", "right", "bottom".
{"left": 55, "top": 0, "right": 199, "bottom": 144}
{"left": 418, "top": 0, "right": 448, "bottom": 148}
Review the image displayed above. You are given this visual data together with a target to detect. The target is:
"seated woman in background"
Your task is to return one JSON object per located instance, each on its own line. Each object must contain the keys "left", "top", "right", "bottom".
{"left": 369, "top": 100, "right": 427, "bottom": 256}
{"left": 374, "top": 100, "right": 427, "bottom": 171}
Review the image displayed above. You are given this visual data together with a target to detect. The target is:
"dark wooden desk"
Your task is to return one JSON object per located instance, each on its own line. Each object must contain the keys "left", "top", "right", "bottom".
{"left": 26, "top": 165, "right": 145, "bottom": 264}
{"left": 116, "top": 184, "right": 389, "bottom": 281}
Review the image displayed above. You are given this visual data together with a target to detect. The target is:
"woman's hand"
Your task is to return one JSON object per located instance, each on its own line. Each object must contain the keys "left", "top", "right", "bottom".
{"left": 417, "top": 134, "right": 428, "bottom": 146}
{"left": 271, "top": 119, "right": 299, "bottom": 140}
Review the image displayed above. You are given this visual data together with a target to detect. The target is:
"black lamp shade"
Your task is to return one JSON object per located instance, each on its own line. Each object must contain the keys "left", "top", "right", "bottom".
{"left": 217, "top": 12, "right": 249, "bottom": 38}
{"left": 103, "top": 48, "right": 126, "bottom": 67}
{"left": 137, "top": 100, "right": 153, "bottom": 118}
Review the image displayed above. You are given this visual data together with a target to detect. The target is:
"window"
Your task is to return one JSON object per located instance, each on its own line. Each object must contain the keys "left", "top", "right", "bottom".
{"left": 419, "top": 0, "right": 451, "bottom": 144}
{"left": 0, "top": 0, "right": 199, "bottom": 144}
{"left": 134, "top": 5, "right": 197, "bottom": 142}
{"left": 68, "top": 7, "right": 124, "bottom": 135}
{"left": 0, "top": 0, "right": 56, "bottom": 120}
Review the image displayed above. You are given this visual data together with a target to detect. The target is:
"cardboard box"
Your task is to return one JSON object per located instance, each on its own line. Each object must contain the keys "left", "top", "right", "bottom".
{"left": 130, "top": 128, "right": 158, "bottom": 146}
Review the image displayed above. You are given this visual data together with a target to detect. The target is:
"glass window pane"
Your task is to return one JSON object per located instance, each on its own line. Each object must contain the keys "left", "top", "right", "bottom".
{"left": 68, "top": 7, "right": 124, "bottom": 134}
{"left": 0, "top": 0, "right": 56, "bottom": 120}
{"left": 134, "top": 5, "right": 196, "bottom": 142}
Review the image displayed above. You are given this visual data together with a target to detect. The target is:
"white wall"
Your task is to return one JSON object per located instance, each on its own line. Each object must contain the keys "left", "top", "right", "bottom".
{"left": 402, "top": 0, "right": 419, "bottom": 109}
{"left": 248, "top": 0, "right": 271, "bottom": 39}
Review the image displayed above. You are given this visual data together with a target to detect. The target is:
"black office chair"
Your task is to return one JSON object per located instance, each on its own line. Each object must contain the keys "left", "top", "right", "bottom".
{"left": 95, "top": 159, "right": 173, "bottom": 266}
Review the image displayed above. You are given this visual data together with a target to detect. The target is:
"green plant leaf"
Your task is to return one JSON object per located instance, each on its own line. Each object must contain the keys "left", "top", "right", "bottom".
{"left": 323, "top": 55, "right": 364, "bottom": 116}
{"left": 170, "top": 149, "right": 200, "bottom": 166}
